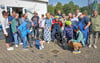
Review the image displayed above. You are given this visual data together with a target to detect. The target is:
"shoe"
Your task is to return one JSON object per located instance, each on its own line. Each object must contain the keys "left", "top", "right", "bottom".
{"left": 41, "top": 45, "right": 44, "bottom": 49}
{"left": 93, "top": 45, "right": 97, "bottom": 48}
{"left": 7, "top": 47, "right": 14, "bottom": 51}
{"left": 15, "top": 45, "right": 18, "bottom": 47}
{"left": 42, "top": 41, "right": 45, "bottom": 43}
{"left": 47, "top": 41, "right": 50, "bottom": 44}
{"left": 39, "top": 46, "right": 42, "bottom": 50}
{"left": 19, "top": 43, "right": 23, "bottom": 45}
{"left": 88, "top": 44, "right": 92, "bottom": 48}
{"left": 73, "top": 50, "right": 81, "bottom": 54}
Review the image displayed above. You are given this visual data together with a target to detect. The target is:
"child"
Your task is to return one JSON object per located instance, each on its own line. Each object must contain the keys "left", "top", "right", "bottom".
{"left": 51, "top": 16, "right": 63, "bottom": 41}
{"left": 68, "top": 26, "right": 85, "bottom": 54}
{"left": 63, "top": 21, "right": 73, "bottom": 40}
{"left": 35, "top": 38, "right": 44, "bottom": 50}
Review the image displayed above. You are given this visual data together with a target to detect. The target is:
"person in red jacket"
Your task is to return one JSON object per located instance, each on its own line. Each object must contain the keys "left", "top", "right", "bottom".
{"left": 51, "top": 16, "right": 63, "bottom": 41}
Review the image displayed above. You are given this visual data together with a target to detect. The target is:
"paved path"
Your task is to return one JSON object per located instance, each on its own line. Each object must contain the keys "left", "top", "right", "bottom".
{"left": 0, "top": 39, "right": 100, "bottom": 63}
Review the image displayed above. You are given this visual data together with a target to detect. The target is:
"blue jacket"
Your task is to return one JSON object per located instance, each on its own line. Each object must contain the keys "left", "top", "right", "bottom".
{"left": 18, "top": 21, "right": 30, "bottom": 38}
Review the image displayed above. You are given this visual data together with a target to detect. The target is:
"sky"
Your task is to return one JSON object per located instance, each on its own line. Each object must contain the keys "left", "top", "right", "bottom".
{"left": 48, "top": 0, "right": 91, "bottom": 7}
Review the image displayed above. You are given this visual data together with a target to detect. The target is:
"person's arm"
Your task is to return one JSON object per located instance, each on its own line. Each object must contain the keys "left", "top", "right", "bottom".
{"left": 84, "top": 17, "right": 91, "bottom": 29}
{"left": 1, "top": 19, "right": 8, "bottom": 36}
{"left": 71, "top": 32, "right": 82, "bottom": 43}
{"left": 11, "top": 19, "right": 16, "bottom": 33}
{"left": 84, "top": 21, "right": 91, "bottom": 29}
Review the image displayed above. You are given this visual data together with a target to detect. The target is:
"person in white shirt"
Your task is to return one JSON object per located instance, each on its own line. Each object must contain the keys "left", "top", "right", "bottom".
{"left": 39, "top": 14, "right": 45, "bottom": 41}
{"left": 1, "top": 11, "right": 14, "bottom": 51}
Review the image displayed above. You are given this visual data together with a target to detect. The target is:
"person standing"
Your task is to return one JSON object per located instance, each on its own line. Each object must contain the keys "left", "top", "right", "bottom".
{"left": 8, "top": 11, "right": 16, "bottom": 42}
{"left": 57, "top": 10, "right": 62, "bottom": 19}
{"left": 78, "top": 12, "right": 91, "bottom": 45}
{"left": 1, "top": 11, "right": 14, "bottom": 51}
{"left": 88, "top": 10, "right": 100, "bottom": 48}
{"left": 44, "top": 13, "right": 52, "bottom": 43}
{"left": 31, "top": 11, "right": 40, "bottom": 40}
{"left": 60, "top": 14, "right": 67, "bottom": 31}
{"left": 11, "top": 14, "right": 22, "bottom": 47}
{"left": 39, "top": 14, "right": 45, "bottom": 41}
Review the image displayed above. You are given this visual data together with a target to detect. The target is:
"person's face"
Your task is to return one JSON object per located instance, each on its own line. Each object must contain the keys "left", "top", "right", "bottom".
{"left": 15, "top": 15, "right": 19, "bottom": 19}
{"left": 79, "top": 14, "right": 83, "bottom": 19}
{"left": 58, "top": 10, "right": 61, "bottom": 14}
{"left": 24, "top": 14, "right": 28, "bottom": 19}
{"left": 62, "top": 14, "right": 66, "bottom": 18}
{"left": 34, "top": 13, "right": 37, "bottom": 16}
{"left": 72, "top": 14, "right": 75, "bottom": 18}
{"left": 4, "top": 16, "right": 8, "bottom": 18}
{"left": 76, "top": 10, "right": 79, "bottom": 13}
{"left": 12, "top": 12, "right": 16, "bottom": 16}
{"left": 93, "top": 10, "right": 98, "bottom": 16}
{"left": 69, "top": 14, "right": 72, "bottom": 18}
{"left": 55, "top": 18, "right": 59, "bottom": 21}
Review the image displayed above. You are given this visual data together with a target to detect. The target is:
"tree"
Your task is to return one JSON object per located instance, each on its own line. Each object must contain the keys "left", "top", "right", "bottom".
{"left": 63, "top": 1, "right": 79, "bottom": 15}
{"left": 54, "top": 2, "right": 63, "bottom": 15}
{"left": 47, "top": 5, "right": 55, "bottom": 15}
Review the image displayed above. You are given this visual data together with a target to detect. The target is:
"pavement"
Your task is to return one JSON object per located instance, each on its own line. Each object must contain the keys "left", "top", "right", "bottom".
{"left": 0, "top": 39, "right": 100, "bottom": 63}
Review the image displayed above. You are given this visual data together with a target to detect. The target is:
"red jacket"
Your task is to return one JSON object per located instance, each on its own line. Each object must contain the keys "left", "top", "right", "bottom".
{"left": 52, "top": 19, "right": 63, "bottom": 27}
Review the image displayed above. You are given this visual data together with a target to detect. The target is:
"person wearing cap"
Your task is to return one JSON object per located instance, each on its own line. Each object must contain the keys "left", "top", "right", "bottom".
{"left": 88, "top": 10, "right": 100, "bottom": 48}
{"left": 63, "top": 21, "right": 73, "bottom": 40}
{"left": 68, "top": 26, "right": 85, "bottom": 54}
{"left": 77, "top": 12, "right": 91, "bottom": 45}
{"left": 51, "top": 16, "right": 63, "bottom": 41}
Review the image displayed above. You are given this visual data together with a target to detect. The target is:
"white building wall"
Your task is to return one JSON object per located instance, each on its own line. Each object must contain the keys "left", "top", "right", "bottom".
{"left": 0, "top": 0, "right": 48, "bottom": 20}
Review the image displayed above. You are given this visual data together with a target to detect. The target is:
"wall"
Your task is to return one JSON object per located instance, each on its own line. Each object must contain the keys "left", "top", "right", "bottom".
{"left": 0, "top": 0, "right": 48, "bottom": 19}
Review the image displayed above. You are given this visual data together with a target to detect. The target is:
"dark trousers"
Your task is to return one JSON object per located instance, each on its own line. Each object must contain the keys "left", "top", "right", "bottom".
{"left": 5, "top": 28, "right": 12, "bottom": 43}
{"left": 52, "top": 27, "right": 61, "bottom": 40}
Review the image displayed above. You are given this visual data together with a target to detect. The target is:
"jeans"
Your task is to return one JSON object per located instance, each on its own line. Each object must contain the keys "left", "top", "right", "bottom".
{"left": 13, "top": 33, "right": 21, "bottom": 45}
{"left": 22, "top": 36, "right": 29, "bottom": 49}
{"left": 32, "top": 27, "right": 39, "bottom": 39}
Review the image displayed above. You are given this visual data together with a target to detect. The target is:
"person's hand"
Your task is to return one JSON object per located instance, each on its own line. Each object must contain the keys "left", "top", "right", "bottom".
{"left": 30, "top": 28, "right": 32, "bottom": 32}
{"left": 49, "top": 28, "right": 51, "bottom": 31}
{"left": 84, "top": 26, "right": 88, "bottom": 30}
{"left": 63, "top": 36, "right": 66, "bottom": 38}
{"left": 5, "top": 34, "right": 8, "bottom": 37}
{"left": 32, "top": 23, "right": 34, "bottom": 26}
{"left": 68, "top": 40, "right": 71, "bottom": 45}
{"left": 13, "top": 32, "right": 15, "bottom": 34}
{"left": 9, "top": 21, "right": 12, "bottom": 24}
{"left": 32, "top": 35, "right": 34, "bottom": 37}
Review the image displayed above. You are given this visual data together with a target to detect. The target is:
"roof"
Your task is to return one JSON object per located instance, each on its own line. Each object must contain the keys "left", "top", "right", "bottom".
{"left": 21, "top": 0, "right": 48, "bottom": 3}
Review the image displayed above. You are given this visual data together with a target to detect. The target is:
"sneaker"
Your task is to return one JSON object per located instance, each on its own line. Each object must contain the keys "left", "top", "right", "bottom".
{"left": 47, "top": 41, "right": 50, "bottom": 44}
{"left": 42, "top": 41, "right": 45, "bottom": 43}
{"left": 88, "top": 44, "right": 92, "bottom": 48}
{"left": 19, "top": 43, "right": 23, "bottom": 45}
{"left": 73, "top": 50, "right": 81, "bottom": 54}
{"left": 7, "top": 47, "right": 14, "bottom": 51}
{"left": 15, "top": 45, "right": 18, "bottom": 47}
{"left": 39, "top": 46, "right": 42, "bottom": 50}
{"left": 93, "top": 45, "right": 97, "bottom": 48}
{"left": 41, "top": 45, "right": 44, "bottom": 49}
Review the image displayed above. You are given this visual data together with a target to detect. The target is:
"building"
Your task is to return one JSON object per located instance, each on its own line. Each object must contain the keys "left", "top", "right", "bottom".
{"left": 0, "top": 0, "right": 48, "bottom": 20}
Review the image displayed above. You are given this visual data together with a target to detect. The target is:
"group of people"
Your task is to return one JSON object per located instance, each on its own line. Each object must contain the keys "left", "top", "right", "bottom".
{"left": 1, "top": 9, "right": 100, "bottom": 54}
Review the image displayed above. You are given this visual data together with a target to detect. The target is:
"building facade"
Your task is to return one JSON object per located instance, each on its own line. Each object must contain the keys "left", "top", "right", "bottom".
{"left": 0, "top": 0, "right": 48, "bottom": 20}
